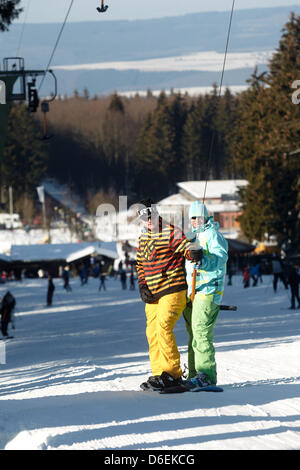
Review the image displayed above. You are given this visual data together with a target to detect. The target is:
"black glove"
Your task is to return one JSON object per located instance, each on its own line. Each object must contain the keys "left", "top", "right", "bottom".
{"left": 139, "top": 285, "right": 156, "bottom": 303}
{"left": 189, "top": 248, "right": 203, "bottom": 263}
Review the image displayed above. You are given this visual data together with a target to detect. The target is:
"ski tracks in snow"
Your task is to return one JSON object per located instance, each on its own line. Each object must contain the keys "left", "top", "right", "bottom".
{"left": 0, "top": 276, "right": 300, "bottom": 450}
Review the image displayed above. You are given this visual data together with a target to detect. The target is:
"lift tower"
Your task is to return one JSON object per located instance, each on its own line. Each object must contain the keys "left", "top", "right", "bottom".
{"left": 0, "top": 57, "right": 56, "bottom": 164}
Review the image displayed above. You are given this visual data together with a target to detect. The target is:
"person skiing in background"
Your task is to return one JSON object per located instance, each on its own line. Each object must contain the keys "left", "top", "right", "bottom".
{"left": 250, "top": 263, "right": 259, "bottom": 286}
{"left": 79, "top": 264, "right": 88, "bottom": 285}
{"left": 272, "top": 255, "right": 288, "bottom": 292}
{"left": 62, "top": 265, "right": 72, "bottom": 291}
{"left": 1, "top": 291, "right": 16, "bottom": 338}
{"left": 287, "top": 264, "right": 300, "bottom": 310}
{"left": 136, "top": 198, "right": 201, "bottom": 393}
{"left": 47, "top": 275, "right": 55, "bottom": 306}
{"left": 129, "top": 271, "right": 135, "bottom": 290}
{"left": 99, "top": 273, "right": 106, "bottom": 291}
{"left": 120, "top": 270, "right": 127, "bottom": 290}
{"left": 227, "top": 264, "right": 233, "bottom": 286}
{"left": 183, "top": 201, "right": 228, "bottom": 391}
{"left": 243, "top": 266, "right": 250, "bottom": 288}
{"left": 257, "top": 261, "right": 263, "bottom": 283}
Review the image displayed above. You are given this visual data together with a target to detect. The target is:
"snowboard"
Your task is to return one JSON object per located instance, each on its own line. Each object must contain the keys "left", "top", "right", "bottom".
{"left": 160, "top": 384, "right": 224, "bottom": 393}
{"left": 159, "top": 385, "right": 189, "bottom": 394}
{"left": 190, "top": 385, "right": 223, "bottom": 392}
{"left": 140, "top": 379, "right": 224, "bottom": 393}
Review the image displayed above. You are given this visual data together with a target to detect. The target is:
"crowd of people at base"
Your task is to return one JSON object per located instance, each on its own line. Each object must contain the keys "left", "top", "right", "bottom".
{"left": 45, "top": 259, "right": 138, "bottom": 305}
{"left": 241, "top": 257, "right": 300, "bottom": 310}
{"left": 0, "top": 262, "right": 138, "bottom": 338}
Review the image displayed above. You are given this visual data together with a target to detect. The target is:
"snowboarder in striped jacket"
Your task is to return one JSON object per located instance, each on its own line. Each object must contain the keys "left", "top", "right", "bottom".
{"left": 136, "top": 198, "right": 202, "bottom": 393}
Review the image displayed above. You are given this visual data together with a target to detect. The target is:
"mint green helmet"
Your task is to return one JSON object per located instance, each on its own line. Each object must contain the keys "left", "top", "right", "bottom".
{"left": 189, "top": 201, "right": 209, "bottom": 219}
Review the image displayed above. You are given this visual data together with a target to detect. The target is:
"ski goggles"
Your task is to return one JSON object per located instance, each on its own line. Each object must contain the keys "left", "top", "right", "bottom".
{"left": 137, "top": 206, "right": 158, "bottom": 221}
{"left": 191, "top": 216, "right": 207, "bottom": 230}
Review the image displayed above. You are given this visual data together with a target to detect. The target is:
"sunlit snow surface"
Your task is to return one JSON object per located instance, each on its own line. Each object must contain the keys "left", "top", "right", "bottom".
{"left": 0, "top": 275, "right": 299, "bottom": 450}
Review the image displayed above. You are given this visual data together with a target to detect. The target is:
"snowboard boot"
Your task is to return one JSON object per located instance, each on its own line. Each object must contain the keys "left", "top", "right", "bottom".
{"left": 158, "top": 372, "right": 188, "bottom": 394}
{"left": 184, "top": 372, "right": 216, "bottom": 391}
{"left": 141, "top": 372, "right": 187, "bottom": 393}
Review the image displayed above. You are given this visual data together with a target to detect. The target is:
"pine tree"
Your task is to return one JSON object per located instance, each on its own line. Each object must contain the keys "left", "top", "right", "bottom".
{"left": 108, "top": 93, "right": 124, "bottom": 114}
{"left": 181, "top": 86, "right": 236, "bottom": 182}
{"left": 231, "top": 13, "right": 300, "bottom": 251}
{"left": 2, "top": 104, "right": 48, "bottom": 199}
{"left": 135, "top": 93, "right": 187, "bottom": 199}
{"left": 83, "top": 88, "right": 90, "bottom": 100}
{"left": 181, "top": 97, "right": 205, "bottom": 180}
{"left": 0, "top": 0, "right": 22, "bottom": 31}
{"left": 102, "top": 93, "right": 135, "bottom": 193}
{"left": 135, "top": 112, "right": 167, "bottom": 200}
{"left": 200, "top": 85, "right": 220, "bottom": 180}
{"left": 216, "top": 88, "right": 238, "bottom": 179}
{"left": 160, "top": 93, "right": 187, "bottom": 190}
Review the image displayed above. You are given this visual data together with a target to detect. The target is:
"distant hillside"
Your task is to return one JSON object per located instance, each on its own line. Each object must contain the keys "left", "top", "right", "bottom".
{"left": 51, "top": 67, "right": 265, "bottom": 97}
{"left": 0, "top": 5, "right": 299, "bottom": 95}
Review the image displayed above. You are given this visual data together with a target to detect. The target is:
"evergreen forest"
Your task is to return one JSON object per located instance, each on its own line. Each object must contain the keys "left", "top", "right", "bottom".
{"left": 1, "top": 12, "right": 300, "bottom": 251}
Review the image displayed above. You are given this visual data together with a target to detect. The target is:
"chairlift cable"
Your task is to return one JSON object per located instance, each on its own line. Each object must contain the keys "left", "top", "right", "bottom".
{"left": 38, "top": 0, "right": 75, "bottom": 93}
{"left": 16, "top": 0, "right": 32, "bottom": 57}
{"left": 202, "top": 0, "right": 236, "bottom": 205}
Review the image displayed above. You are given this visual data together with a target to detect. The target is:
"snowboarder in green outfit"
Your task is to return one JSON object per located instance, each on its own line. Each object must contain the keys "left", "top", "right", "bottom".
{"left": 183, "top": 201, "right": 228, "bottom": 391}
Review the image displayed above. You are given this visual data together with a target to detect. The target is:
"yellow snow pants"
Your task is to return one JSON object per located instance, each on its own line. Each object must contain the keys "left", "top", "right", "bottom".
{"left": 145, "top": 289, "right": 187, "bottom": 378}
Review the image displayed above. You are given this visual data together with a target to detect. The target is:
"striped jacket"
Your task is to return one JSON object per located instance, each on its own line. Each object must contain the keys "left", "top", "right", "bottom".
{"left": 136, "top": 222, "right": 191, "bottom": 301}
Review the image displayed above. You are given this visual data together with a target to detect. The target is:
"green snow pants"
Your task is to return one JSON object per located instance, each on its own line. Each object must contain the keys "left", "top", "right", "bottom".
{"left": 183, "top": 294, "right": 220, "bottom": 384}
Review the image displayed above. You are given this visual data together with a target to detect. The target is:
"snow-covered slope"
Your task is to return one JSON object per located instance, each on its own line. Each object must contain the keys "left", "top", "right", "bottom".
{"left": 53, "top": 50, "right": 273, "bottom": 73}
{"left": 0, "top": 274, "right": 299, "bottom": 450}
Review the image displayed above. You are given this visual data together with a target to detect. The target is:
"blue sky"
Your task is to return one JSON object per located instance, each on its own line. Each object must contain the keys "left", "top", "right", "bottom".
{"left": 15, "top": 0, "right": 299, "bottom": 23}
